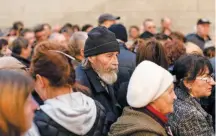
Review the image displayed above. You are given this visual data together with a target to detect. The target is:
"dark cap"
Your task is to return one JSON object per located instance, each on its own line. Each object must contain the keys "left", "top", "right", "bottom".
{"left": 84, "top": 26, "right": 119, "bottom": 57}
{"left": 98, "top": 13, "right": 120, "bottom": 24}
{"left": 197, "top": 18, "right": 211, "bottom": 25}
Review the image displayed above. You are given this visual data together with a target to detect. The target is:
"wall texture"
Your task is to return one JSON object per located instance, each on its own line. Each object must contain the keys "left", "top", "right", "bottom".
{"left": 0, "top": 0, "right": 215, "bottom": 38}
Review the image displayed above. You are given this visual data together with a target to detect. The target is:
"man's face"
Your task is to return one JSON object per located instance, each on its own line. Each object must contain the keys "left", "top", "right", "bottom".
{"left": 197, "top": 24, "right": 210, "bottom": 37}
{"left": 162, "top": 19, "right": 172, "bottom": 29}
{"left": 44, "top": 25, "right": 52, "bottom": 38}
{"left": 89, "top": 51, "right": 119, "bottom": 85}
{"left": 24, "top": 32, "right": 35, "bottom": 47}
{"left": 102, "top": 20, "right": 116, "bottom": 28}
{"left": 144, "top": 21, "right": 156, "bottom": 34}
{"left": 36, "top": 30, "right": 47, "bottom": 42}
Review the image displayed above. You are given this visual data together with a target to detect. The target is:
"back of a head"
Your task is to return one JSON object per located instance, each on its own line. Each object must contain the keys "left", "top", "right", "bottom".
{"left": 63, "top": 23, "right": 73, "bottom": 29}
{"left": 163, "top": 40, "right": 186, "bottom": 65}
{"left": 173, "top": 54, "right": 213, "bottom": 85}
{"left": 12, "top": 21, "right": 24, "bottom": 31}
{"left": 155, "top": 33, "right": 171, "bottom": 41}
{"left": 185, "top": 42, "right": 203, "bottom": 56}
{"left": 81, "top": 24, "right": 93, "bottom": 32}
{"left": 170, "top": 31, "right": 186, "bottom": 43}
{"left": 0, "top": 70, "right": 33, "bottom": 135}
{"left": 136, "top": 38, "right": 169, "bottom": 69}
{"left": 20, "top": 28, "right": 33, "bottom": 37}
{"left": 11, "top": 37, "right": 28, "bottom": 55}
{"left": 204, "top": 47, "right": 215, "bottom": 58}
{"left": 31, "top": 41, "right": 75, "bottom": 87}
{"left": 72, "top": 25, "right": 80, "bottom": 32}
{"left": 69, "top": 32, "right": 88, "bottom": 57}
{"left": 108, "top": 24, "right": 128, "bottom": 42}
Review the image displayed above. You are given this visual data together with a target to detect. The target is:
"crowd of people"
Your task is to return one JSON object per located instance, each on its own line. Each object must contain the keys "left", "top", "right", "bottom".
{"left": 0, "top": 13, "right": 215, "bottom": 136}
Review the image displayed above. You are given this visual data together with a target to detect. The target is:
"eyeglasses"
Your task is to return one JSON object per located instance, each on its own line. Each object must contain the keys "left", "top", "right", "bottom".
{"left": 196, "top": 74, "right": 215, "bottom": 83}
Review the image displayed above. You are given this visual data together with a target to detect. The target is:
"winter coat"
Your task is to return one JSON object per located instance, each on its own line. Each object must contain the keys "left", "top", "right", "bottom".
{"left": 168, "top": 86, "right": 214, "bottom": 136}
{"left": 109, "top": 107, "right": 171, "bottom": 136}
{"left": 186, "top": 33, "right": 211, "bottom": 50}
{"left": 75, "top": 66, "right": 122, "bottom": 132}
{"left": 26, "top": 92, "right": 107, "bottom": 136}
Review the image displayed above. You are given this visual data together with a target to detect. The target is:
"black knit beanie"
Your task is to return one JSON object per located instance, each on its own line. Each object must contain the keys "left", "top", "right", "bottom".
{"left": 84, "top": 26, "right": 120, "bottom": 57}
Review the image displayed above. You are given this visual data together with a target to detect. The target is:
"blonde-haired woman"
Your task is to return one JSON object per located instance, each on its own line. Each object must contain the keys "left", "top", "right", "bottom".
{"left": 0, "top": 70, "right": 38, "bottom": 135}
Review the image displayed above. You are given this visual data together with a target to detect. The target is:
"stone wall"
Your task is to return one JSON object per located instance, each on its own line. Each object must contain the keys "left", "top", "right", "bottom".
{"left": 0, "top": 0, "right": 215, "bottom": 38}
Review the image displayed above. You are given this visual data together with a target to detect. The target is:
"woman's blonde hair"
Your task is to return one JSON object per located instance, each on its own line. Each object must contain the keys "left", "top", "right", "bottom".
{"left": 0, "top": 70, "right": 34, "bottom": 135}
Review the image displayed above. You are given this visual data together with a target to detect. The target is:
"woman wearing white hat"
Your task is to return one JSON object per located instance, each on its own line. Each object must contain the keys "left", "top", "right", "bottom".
{"left": 109, "top": 60, "right": 176, "bottom": 136}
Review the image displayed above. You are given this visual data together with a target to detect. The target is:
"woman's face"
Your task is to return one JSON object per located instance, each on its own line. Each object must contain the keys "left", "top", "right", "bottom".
{"left": 189, "top": 68, "right": 215, "bottom": 98}
{"left": 24, "top": 94, "right": 38, "bottom": 131}
{"left": 151, "top": 84, "right": 176, "bottom": 115}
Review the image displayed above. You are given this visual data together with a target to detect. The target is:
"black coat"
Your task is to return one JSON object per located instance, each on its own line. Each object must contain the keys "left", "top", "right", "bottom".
{"left": 34, "top": 101, "right": 107, "bottom": 136}
{"left": 75, "top": 66, "right": 122, "bottom": 131}
{"left": 113, "top": 43, "right": 136, "bottom": 107}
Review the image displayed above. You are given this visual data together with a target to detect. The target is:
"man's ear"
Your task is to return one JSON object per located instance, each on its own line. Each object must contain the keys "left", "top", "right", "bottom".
{"left": 80, "top": 48, "right": 84, "bottom": 58}
{"left": 88, "top": 56, "right": 95, "bottom": 64}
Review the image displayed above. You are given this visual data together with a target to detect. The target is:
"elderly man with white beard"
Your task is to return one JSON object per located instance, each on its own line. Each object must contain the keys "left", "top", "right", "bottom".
{"left": 75, "top": 26, "right": 122, "bottom": 134}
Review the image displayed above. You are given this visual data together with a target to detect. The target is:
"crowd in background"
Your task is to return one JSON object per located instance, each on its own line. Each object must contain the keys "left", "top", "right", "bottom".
{"left": 0, "top": 13, "right": 215, "bottom": 136}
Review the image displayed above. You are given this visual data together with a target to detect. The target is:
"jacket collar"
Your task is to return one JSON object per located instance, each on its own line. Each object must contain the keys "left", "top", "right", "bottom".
{"left": 84, "top": 67, "right": 108, "bottom": 94}
{"left": 175, "top": 85, "right": 208, "bottom": 117}
{"left": 195, "top": 34, "right": 211, "bottom": 42}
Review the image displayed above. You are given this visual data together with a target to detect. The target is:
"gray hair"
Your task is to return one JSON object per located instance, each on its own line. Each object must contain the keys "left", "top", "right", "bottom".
{"left": 69, "top": 32, "right": 88, "bottom": 57}
{"left": 81, "top": 58, "right": 91, "bottom": 69}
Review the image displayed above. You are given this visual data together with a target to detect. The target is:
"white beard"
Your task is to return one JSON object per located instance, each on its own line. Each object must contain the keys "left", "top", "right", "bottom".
{"left": 97, "top": 70, "right": 118, "bottom": 85}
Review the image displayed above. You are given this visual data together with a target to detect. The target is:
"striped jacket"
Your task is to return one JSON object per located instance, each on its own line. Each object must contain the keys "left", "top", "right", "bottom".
{"left": 168, "top": 86, "right": 214, "bottom": 136}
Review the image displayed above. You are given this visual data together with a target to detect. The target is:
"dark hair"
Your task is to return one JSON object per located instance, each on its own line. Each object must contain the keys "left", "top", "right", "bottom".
{"left": 63, "top": 23, "right": 73, "bottom": 28}
{"left": 33, "top": 24, "right": 44, "bottom": 33}
{"left": 72, "top": 25, "right": 80, "bottom": 32}
{"left": 163, "top": 40, "right": 186, "bottom": 65}
{"left": 31, "top": 41, "right": 74, "bottom": 87}
{"left": 170, "top": 31, "right": 186, "bottom": 43}
{"left": 81, "top": 24, "right": 93, "bottom": 32}
{"left": 173, "top": 54, "right": 213, "bottom": 84}
{"left": 30, "top": 41, "right": 89, "bottom": 93}
{"left": 136, "top": 38, "right": 169, "bottom": 69}
{"left": 20, "top": 28, "right": 34, "bottom": 37}
{"left": 0, "top": 39, "right": 8, "bottom": 50}
{"left": 60, "top": 26, "right": 72, "bottom": 33}
{"left": 204, "top": 47, "right": 215, "bottom": 58}
{"left": 12, "top": 21, "right": 24, "bottom": 31}
{"left": 11, "top": 37, "right": 28, "bottom": 55}
{"left": 155, "top": 33, "right": 172, "bottom": 41}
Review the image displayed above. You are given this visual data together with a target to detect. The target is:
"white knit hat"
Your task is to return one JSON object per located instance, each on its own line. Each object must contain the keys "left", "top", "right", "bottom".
{"left": 127, "top": 61, "right": 173, "bottom": 108}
